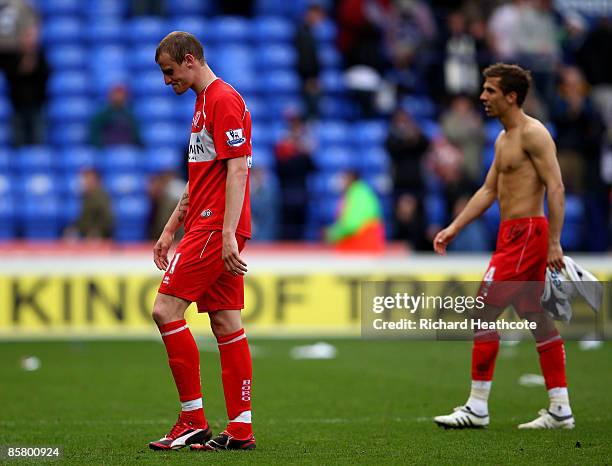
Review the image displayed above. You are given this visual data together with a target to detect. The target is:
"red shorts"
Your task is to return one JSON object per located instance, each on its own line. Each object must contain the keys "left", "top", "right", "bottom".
{"left": 158, "top": 230, "right": 247, "bottom": 312}
{"left": 478, "top": 216, "right": 548, "bottom": 315}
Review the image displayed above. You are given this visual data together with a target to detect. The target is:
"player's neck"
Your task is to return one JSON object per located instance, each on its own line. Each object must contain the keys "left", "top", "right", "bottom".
{"left": 498, "top": 107, "right": 525, "bottom": 131}
{"left": 193, "top": 64, "right": 217, "bottom": 95}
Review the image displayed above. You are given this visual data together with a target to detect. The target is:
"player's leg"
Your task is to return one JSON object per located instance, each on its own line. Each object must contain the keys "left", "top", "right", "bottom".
{"left": 518, "top": 311, "right": 574, "bottom": 429}
{"left": 434, "top": 304, "right": 504, "bottom": 428}
{"left": 149, "top": 292, "right": 212, "bottom": 449}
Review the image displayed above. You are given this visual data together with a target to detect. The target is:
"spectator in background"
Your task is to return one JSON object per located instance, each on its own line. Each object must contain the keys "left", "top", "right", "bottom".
{"left": 394, "top": 192, "right": 428, "bottom": 250}
{"left": 0, "top": 0, "right": 38, "bottom": 72}
{"left": 250, "top": 166, "right": 280, "bottom": 241}
{"left": 385, "top": 107, "right": 429, "bottom": 196}
{"left": 553, "top": 65, "right": 607, "bottom": 250}
{"left": 487, "top": 0, "right": 523, "bottom": 62}
{"left": 147, "top": 170, "right": 184, "bottom": 241}
{"left": 440, "top": 94, "right": 485, "bottom": 184}
{"left": 4, "top": 22, "right": 49, "bottom": 146}
{"left": 64, "top": 169, "right": 114, "bottom": 239}
{"left": 443, "top": 11, "right": 480, "bottom": 96}
{"left": 325, "top": 171, "right": 385, "bottom": 253}
{"left": 89, "top": 83, "right": 142, "bottom": 147}
{"left": 274, "top": 111, "right": 316, "bottom": 240}
{"left": 295, "top": 3, "right": 325, "bottom": 119}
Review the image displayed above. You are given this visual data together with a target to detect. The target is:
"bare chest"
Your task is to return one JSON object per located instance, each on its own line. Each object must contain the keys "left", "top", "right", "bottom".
{"left": 495, "top": 131, "right": 530, "bottom": 174}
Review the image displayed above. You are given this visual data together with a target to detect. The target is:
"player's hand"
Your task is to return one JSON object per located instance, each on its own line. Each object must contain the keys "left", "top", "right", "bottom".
{"left": 433, "top": 226, "right": 457, "bottom": 255}
{"left": 222, "top": 231, "right": 247, "bottom": 276}
{"left": 153, "top": 230, "right": 174, "bottom": 271}
{"left": 547, "top": 241, "right": 564, "bottom": 271}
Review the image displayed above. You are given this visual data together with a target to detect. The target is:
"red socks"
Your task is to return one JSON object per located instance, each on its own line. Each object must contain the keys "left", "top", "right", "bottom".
{"left": 217, "top": 328, "right": 253, "bottom": 439}
{"left": 471, "top": 330, "right": 500, "bottom": 381}
{"left": 537, "top": 334, "right": 567, "bottom": 389}
{"left": 159, "top": 319, "right": 207, "bottom": 428}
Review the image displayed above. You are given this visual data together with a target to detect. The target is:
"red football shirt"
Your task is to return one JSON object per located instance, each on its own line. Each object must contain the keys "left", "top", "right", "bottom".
{"left": 185, "top": 78, "right": 252, "bottom": 238}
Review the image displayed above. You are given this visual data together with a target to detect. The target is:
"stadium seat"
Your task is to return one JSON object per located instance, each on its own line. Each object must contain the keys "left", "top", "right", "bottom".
{"left": 419, "top": 119, "right": 442, "bottom": 140}
{"left": 48, "top": 71, "right": 90, "bottom": 98}
{"left": 319, "top": 96, "right": 354, "bottom": 119}
{"left": 145, "top": 147, "right": 184, "bottom": 174}
{"left": 485, "top": 120, "right": 503, "bottom": 143}
{"left": 319, "top": 45, "right": 342, "bottom": 69}
{"left": 251, "top": 146, "right": 275, "bottom": 169}
{"left": 166, "top": 0, "right": 212, "bottom": 16}
{"left": 167, "top": 17, "right": 209, "bottom": 42}
{"left": 48, "top": 97, "right": 95, "bottom": 123}
{"left": 131, "top": 44, "right": 159, "bottom": 71}
{"left": 312, "top": 19, "right": 337, "bottom": 43}
{"left": 0, "top": 195, "right": 15, "bottom": 239}
{"left": 99, "top": 146, "right": 141, "bottom": 173}
{"left": 22, "top": 173, "right": 56, "bottom": 197}
{"left": 82, "top": 0, "right": 127, "bottom": 17}
{"left": 362, "top": 172, "right": 393, "bottom": 196}
{"left": 59, "top": 195, "right": 81, "bottom": 224}
{"left": 131, "top": 70, "right": 171, "bottom": 97}
{"left": 134, "top": 96, "right": 175, "bottom": 122}
{"left": 47, "top": 45, "right": 88, "bottom": 69}
{"left": 313, "top": 146, "right": 354, "bottom": 171}
{"left": 316, "top": 120, "right": 350, "bottom": 146}
{"left": 358, "top": 147, "right": 390, "bottom": 172}
{"left": 256, "top": 44, "right": 297, "bottom": 68}
{"left": 402, "top": 95, "right": 436, "bottom": 120}
{"left": 94, "top": 71, "right": 130, "bottom": 98}
{"left": 104, "top": 173, "right": 148, "bottom": 198}
{"left": 260, "top": 70, "right": 301, "bottom": 95}
{"left": 42, "top": 16, "right": 84, "bottom": 45}
{"left": 266, "top": 95, "right": 304, "bottom": 117}
{"left": 113, "top": 195, "right": 150, "bottom": 242}
{"left": 128, "top": 17, "right": 168, "bottom": 44}
{"left": 213, "top": 16, "right": 252, "bottom": 43}
{"left": 22, "top": 195, "right": 61, "bottom": 239}
{"left": 36, "top": 0, "right": 81, "bottom": 16}
{"left": 253, "top": 17, "right": 294, "bottom": 43}
{"left": 0, "top": 148, "right": 12, "bottom": 174}
{"left": 90, "top": 45, "right": 127, "bottom": 74}
{"left": 320, "top": 70, "right": 346, "bottom": 94}
{"left": 141, "top": 122, "right": 185, "bottom": 148}
{"left": 0, "top": 123, "right": 10, "bottom": 146}
{"left": 57, "top": 174, "right": 83, "bottom": 198}
{"left": 59, "top": 146, "right": 98, "bottom": 174}
{"left": 355, "top": 120, "right": 388, "bottom": 146}
{"left": 424, "top": 193, "right": 447, "bottom": 226}
{"left": 85, "top": 18, "right": 124, "bottom": 44}
{"left": 561, "top": 194, "right": 584, "bottom": 250}
{"left": 49, "top": 123, "right": 90, "bottom": 146}
{"left": 16, "top": 147, "right": 55, "bottom": 174}
{"left": 0, "top": 97, "right": 11, "bottom": 121}
{"left": 0, "top": 173, "right": 13, "bottom": 196}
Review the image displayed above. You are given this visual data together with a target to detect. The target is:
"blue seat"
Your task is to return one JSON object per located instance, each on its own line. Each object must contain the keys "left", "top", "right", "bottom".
{"left": 105, "top": 173, "right": 147, "bottom": 197}
{"left": 253, "top": 17, "right": 294, "bottom": 43}
{"left": 561, "top": 194, "right": 584, "bottom": 250}
{"left": 134, "top": 96, "right": 175, "bottom": 122}
{"left": 94, "top": 71, "right": 130, "bottom": 98}
{"left": 143, "top": 122, "right": 186, "bottom": 148}
{"left": 261, "top": 70, "right": 300, "bottom": 95}
{"left": 47, "top": 44, "right": 87, "bottom": 69}
{"left": 59, "top": 146, "right": 98, "bottom": 174}
{"left": 57, "top": 174, "right": 83, "bottom": 198}
{"left": 244, "top": 96, "right": 265, "bottom": 122}
{"left": 312, "top": 19, "right": 337, "bottom": 43}
{"left": 0, "top": 196, "right": 15, "bottom": 239}
{"left": 82, "top": 0, "right": 127, "bottom": 16}
{"left": 90, "top": 45, "right": 127, "bottom": 73}
{"left": 0, "top": 122, "right": 9, "bottom": 146}
{"left": 316, "top": 120, "right": 350, "bottom": 145}
{"left": 419, "top": 119, "right": 441, "bottom": 140}
{"left": 424, "top": 193, "right": 447, "bottom": 226}
{"left": 128, "top": 17, "right": 167, "bottom": 44}
{"left": 314, "top": 146, "right": 354, "bottom": 171}
{"left": 131, "top": 70, "right": 170, "bottom": 96}
{"left": 256, "top": 44, "right": 296, "bottom": 68}
{"left": 320, "top": 70, "right": 346, "bottom": 94}
{"left": 319, "top": 96, "right": 354, "bottom": 119}
{"left": 85, "top": 18, "right": 124, "bottom": 43}
{"left": 113, "top": 195, "right": 150, "bottom": 242}
{"left": 42, "top": 16, "right": 83, "bottom": 45}
{"left": 319, "top": 45, "right": 342, "bottom": 69}
{"left": 0, "top": 148, "right": 12, "bottom": 173}
{"left": 213, "top": 17, "right": 251, "bottom": 43}
{"left": 146, "top": 147, "right": 184, "bottom": 173}
{"left": 355, "top": 120, "right": 388, "bottom": 146}
{"left": 485, "top": 120, "right": 503, "bottom": 143}
{"left": 48, "top": 97, "right": 95, "bottom": 123}
{"left": 402, "top": 95, "right": 436, "bottom": 120}
{"left": 166, "top": 0, "right": 211, "bottom": 16}
{"left": 99, "top": 146, "right": 141, "bottom": 173}
{"left": 22, "top": 173, "right": 57, "bottom": 197}
{"left": 0, "top": 173, "right": 13, "bottom": 196}
{"left": 49, "top": 123, "right": 90, "bottom": 146}
{"left": 167, "top": 17, "right": 209, "bottom": 42}
{"left": 131, "top": 44, "right": 159, "bottom": 71}
{"left": 0, "top": 97, "right": 11, "bottom": 121}
{"left": 16, "top": 147, "right": 55, "bottom": 174}
{"left": 359, "top": 147, "right": 389, "bottom": 172}
{"left": 22, "top": 196, "right": 61, "bottom": 239}
{"left": 251, "top": 146, "right": 275, "bottom": 169}
{"left": 36, "top": 0, "right": 81, "bottom": 16}
{"left": 59, "top": 195, "right": 81, "bottom": 224}
{"left": 48, "top": 71, "right": 90, "bottom": 97}
{"left": 265, "top": 95, "right": 304, "bottom": 117}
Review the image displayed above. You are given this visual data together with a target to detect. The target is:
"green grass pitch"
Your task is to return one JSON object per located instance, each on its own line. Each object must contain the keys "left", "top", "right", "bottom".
{"left": 2, "top": 338, "right": 610, "bottom": 465}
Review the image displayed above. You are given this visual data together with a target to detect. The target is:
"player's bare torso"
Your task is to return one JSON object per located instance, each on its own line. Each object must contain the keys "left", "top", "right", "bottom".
{"left": 494, "top": 115, "right": 548, "bottom": 220}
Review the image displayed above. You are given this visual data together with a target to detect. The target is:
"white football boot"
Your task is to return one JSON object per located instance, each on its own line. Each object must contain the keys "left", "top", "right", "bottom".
{"left": 434, "top": 406, "right": 489, "bottom": 429}
{"left": 518, "top": 409, "right": 575, "bottom": 429}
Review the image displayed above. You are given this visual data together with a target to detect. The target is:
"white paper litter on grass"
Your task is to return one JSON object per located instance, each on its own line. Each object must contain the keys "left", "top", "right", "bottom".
{"left": 290, "top": 342, "right": 337, "bottom": 360}
{"left": 518, "top": 373, "right": 545, "bottom": 387}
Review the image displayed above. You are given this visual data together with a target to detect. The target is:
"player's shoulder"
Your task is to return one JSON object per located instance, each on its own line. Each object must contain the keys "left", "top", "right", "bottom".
{"left": 208, "top": 79, "right": 244, "bottom": 102}
{"left": 521, "top": 115, "right": 550, "bottom": 140}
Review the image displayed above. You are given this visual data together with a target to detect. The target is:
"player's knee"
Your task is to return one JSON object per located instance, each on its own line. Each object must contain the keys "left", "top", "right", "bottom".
{"left": 151, "top": 305, "right": 167, "bottom": 325}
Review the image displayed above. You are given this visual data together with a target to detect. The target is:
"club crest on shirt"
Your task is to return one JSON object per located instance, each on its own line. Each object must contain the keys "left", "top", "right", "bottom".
{"left": 225, "top": 128, "right": 246, "bottom": 147}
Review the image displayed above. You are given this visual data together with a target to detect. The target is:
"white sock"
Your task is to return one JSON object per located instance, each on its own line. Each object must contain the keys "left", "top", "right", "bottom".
{"left": 466, "top": 380, "right": 491, "bottom": 416}
{"left": 230, "top": 410, "right": 252, "bottom": 423}
{"left": 181, "top": 398, "right": 203, "bottom": 411}
{"left": 548, "top": 387, "right": 572, "bottom": 417}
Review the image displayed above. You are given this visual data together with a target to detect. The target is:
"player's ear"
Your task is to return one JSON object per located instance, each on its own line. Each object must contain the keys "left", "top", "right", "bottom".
{"left": 506, "top": 90, "right": 517, "bottom": 105}
{"left": 184, "top": 54, "right": 195, "bottom": 67}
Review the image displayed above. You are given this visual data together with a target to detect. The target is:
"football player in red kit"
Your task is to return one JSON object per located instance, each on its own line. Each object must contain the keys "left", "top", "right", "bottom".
{"left": 148, "top": 31, "right": 255, "bottom": 451}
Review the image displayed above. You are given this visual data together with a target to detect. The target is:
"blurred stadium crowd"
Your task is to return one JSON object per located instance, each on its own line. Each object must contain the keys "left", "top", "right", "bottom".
{"left": 0, "top": 0, "right": 610, "bottom": 250}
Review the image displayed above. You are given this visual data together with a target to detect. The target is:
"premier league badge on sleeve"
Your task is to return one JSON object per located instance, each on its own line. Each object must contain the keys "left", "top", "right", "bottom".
{"left": 225, "top": 128, "right": 246, "bottom": 147}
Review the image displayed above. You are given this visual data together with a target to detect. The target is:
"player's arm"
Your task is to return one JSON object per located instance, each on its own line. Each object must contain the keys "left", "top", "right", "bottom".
{"left": 222, "top": 156, "right": 248, "bottom": 275}
{"left": 153, "top": 181, "right": 189, "bottom": 270}
{"left": 523, "top": 124, "right": 565, "bottom": 271}
{"left": 433, "top": 145, "right": 499, "bottom": 255}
